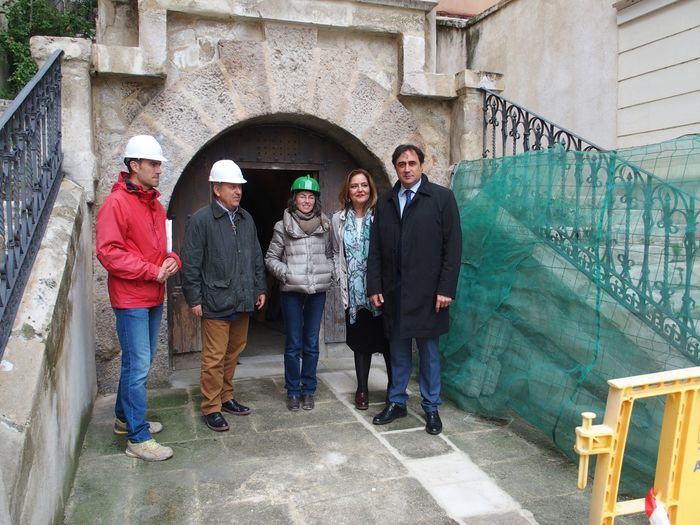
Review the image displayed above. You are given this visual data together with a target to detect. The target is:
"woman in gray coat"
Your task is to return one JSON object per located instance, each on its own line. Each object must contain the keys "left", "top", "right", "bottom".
{"left": 265, "top": 175, "right": 333, "bottom": 411}
{"left": 331, "top": 169, "right": 391, "bottom": 410}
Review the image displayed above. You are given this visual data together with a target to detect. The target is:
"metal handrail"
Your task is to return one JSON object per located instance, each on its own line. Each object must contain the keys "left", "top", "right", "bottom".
{"left": 482, "top": 89, "right": 604, "bottom": 158}
{"left": 478, "top": 89, "right": 698, "bottom": 364}
{"left": 0, "top": 49, "right": 64, "bottom": 357}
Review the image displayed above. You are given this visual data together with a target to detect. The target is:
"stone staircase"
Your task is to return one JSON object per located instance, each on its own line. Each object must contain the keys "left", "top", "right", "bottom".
{"left": 444, "top": 191, "right": 696, "bottom": 494}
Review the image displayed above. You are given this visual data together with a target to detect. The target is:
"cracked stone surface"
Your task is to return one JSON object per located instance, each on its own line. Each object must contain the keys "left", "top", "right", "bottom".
{"left": 64, "top": 350, "right": 649, "bottom": 524}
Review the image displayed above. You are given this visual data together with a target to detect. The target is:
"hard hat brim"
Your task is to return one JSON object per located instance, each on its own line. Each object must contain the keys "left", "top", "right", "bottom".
{"left": 123, "top": 154, "right": 168, "bottom": 162}
{"left": 209, "top": 176, "right": 248, "bottom": 183}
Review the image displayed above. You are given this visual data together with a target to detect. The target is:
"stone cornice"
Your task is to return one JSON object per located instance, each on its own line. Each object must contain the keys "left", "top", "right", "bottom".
{"left": 355, "top": 0, "right": 439, "bottom": 11}
{"left": 92, "top": 0, "right": 489, "bottom": 99}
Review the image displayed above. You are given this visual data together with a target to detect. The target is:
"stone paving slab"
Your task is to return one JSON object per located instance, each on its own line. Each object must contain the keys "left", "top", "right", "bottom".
{"left": 64, "top": 363, "right": 649, "bottom": 525}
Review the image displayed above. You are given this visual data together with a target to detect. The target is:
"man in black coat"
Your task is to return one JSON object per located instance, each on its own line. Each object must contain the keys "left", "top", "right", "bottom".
{"left": 367, "top": 144, "right": 462, "bottom": 435}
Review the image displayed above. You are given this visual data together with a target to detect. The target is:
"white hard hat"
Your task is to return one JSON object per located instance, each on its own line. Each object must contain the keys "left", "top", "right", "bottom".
{"left": 123, "top": 135, "right": 168, "bottom": 162}
{"left": 209, "top": 160, "right": 247, "bottom": 184}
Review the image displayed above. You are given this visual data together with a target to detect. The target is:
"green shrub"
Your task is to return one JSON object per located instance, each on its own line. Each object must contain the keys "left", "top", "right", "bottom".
{"left": 0, "top": 0, "right": 96, "bottom": 99}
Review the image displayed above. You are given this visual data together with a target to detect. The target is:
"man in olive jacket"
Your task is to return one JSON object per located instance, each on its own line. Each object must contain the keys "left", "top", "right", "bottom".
{"left": 181, "top": 160, "right": 266, "bottom": 432}
{"left": 368, "top": 144, "right": 462, "bottom": 435}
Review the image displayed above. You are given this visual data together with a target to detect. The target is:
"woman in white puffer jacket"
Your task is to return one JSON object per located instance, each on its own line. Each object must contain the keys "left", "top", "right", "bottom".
{"left": 265, "top": 175, "right": 333, "bottom": 412}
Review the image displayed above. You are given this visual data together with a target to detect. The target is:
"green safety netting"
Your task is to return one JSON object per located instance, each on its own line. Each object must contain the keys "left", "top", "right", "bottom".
{"left": 442, "top": 136, "right": 700, "bottom": 495}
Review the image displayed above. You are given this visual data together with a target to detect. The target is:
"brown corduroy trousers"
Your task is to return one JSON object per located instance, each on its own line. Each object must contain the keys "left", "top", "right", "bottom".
{"left": 200, "top": 314, "right": 249, "bottom": 415}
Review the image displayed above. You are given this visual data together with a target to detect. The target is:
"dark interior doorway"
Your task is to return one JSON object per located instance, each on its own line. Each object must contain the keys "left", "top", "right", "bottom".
{"left": 241, "top": 169, "right": 315, "bottom": 255}
{"left": 166, "top": 122, "right": 384, "bottom": 369}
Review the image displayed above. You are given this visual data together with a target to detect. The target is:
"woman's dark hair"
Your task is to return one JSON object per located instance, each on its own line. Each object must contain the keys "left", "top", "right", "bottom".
{"left": 337, "top": 169, "right": 378, "bottom": 212}
{"left": 287, "top": 191, "right": 322, "bottom": 215}
{"left": 391, "top": 144, "right": 425, "bottom": 166}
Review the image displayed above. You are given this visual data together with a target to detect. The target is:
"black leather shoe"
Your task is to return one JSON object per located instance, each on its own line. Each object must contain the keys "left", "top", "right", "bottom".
{"left": 222, "top": 399, "right": 251, "bottom": 416}
{"left": 204, "top": 412, "right": 229, "bottom": 432}
{"left": 287, "top": 395, "right": 301, "bottom": 411}
{"left": 425, "top": 411, "right": 442, "bottom": 435}
{"left": 372, "top": 402, "right": 407, "bottom": 425}
{"left": 301, "top": 394, "right": 315, "bottom": 410}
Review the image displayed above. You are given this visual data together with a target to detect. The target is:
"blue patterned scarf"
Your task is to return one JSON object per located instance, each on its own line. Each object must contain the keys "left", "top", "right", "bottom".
{"left": 344, "top": 208, "right": 380, "bottom": 323}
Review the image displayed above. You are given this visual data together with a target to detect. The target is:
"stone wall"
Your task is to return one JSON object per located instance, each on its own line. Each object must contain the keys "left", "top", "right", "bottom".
{"left": 0, "top": 179, "right": 96, "bottom": 525}
{"left": 90, "top": 1, "right": 495, "bottom": 203}
{"left": 82, "top": 0, "right": 498, "bottom": 389}
{"left": 465, "top": 0, "right": 618, "bottom": 149}
{"left": 436, "top": 17, "right": 467, "bottom": 75}
{"left": 93, "top": 21, "right": 431, "bottom": 201}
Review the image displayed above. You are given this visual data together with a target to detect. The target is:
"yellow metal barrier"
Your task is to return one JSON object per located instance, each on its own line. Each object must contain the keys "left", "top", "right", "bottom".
{"left": 574, "top": 366, "right": 700, "bottom": 525}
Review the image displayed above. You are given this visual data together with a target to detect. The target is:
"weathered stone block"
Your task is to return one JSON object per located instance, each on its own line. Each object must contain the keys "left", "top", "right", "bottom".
{"left": 140, "top": 87, "right": 213, "bottom": 153}
{"left": 362, "top": 98, "right": 421, "bottom": 177}
{"left": 219, "top": 40, "right": 272, "bottom": 118}
{"left": 401, "top": 71, "right": 455, "bottom": 98}
{"left": 343, "top": 74, "right": 393, "bottom": 138}
{"left": 177, "top": 62, "right": 243, "bottom": 132}
{"left": 310, "top": 47, "right": 359, "bottom": 122}
{"left": 264, "top": 24, "right": 319, "bottom": 114}
{"left": 351, "top": 3, "right": 425, "bottom": 34}
{"left": 0, "top": 179, "right": 95, "bottom": 525}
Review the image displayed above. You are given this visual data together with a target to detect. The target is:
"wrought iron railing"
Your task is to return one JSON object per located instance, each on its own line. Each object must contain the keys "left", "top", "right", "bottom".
{"left": 482, "top": 89, "right": 604, "bottom": 158}
{"left": 478, "top": 89, "right": 699, "bottom": 364}
{"left": 482, "top": 148, "right": 699, "bottom": 364}
{"left": 0, "top": 50, "right": 64, "bottom": 357}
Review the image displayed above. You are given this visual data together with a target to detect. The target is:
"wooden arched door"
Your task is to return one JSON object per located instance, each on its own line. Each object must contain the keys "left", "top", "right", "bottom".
{"left": 167, "top": 124, "right": 369, "bottom": 368}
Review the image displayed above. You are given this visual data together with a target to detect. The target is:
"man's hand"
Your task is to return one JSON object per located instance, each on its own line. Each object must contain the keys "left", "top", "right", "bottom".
{"left": 163, "top": 257, "right": 179, "bottom": 275}
{"left": 255, "top": 293, "right": 266, "bottom": 310}
{"left": 435, "top": 295, "right": 452, "bottom": 312}
{"left": 157, "top": 257, "right": 179, "bottom": 282}
{"left": 191, "top": 305, "right": 203, "bottom": 317}
{"left": 370, "top": 293, "right": 384, "bottom": 309}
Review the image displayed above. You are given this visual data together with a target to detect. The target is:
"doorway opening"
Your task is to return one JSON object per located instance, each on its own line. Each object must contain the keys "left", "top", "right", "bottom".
{"left": 242, "top": 168, "right": 317, "bottom": 359}
{"left": 167, "top": 121, "right": 384, "bottom": 370}
{"left": 241, "top": 169, "right": 316, "bottom": 255}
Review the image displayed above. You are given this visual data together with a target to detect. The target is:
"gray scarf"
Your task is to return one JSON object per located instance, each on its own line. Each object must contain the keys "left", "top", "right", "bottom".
{"left": 292, "top": 209, "right": 321, "bottom": 235}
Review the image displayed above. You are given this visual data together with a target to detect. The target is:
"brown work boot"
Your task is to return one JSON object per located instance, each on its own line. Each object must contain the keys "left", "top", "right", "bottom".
{"left": 125, "top": 439, "right": 173, "bottom": 461}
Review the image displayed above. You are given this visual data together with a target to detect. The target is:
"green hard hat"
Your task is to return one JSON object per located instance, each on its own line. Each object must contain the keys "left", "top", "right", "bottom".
{"left": 290, "top": 175, "right": 320, "bottom": 194}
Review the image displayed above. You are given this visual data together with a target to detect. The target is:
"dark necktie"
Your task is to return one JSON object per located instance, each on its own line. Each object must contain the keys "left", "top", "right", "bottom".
{"left": 403, "top": 190, "right": 413, "bottom": 217}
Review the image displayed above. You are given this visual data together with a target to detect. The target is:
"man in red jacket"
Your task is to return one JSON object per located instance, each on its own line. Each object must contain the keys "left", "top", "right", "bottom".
{"left": 96, "top": 135, "right": 181, "bottom": 461}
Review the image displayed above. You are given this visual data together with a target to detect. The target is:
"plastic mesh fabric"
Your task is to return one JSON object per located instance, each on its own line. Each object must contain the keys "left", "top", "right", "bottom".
{"left": 443, "top": 137, "right": 700, "bottom": 494}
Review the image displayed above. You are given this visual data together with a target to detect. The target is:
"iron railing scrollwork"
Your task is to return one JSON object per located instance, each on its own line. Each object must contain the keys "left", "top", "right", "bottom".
{"left": 480, "top": 89, "right": 698, "bottom": 364}
{"left": 482, "top": 89, "right": 604, "bottom": 158}
{"left": 0, "top": 49, "right": 64, "bottom": 357}
{"left": 484, "top": 149, "right": 699, "bottom": 364}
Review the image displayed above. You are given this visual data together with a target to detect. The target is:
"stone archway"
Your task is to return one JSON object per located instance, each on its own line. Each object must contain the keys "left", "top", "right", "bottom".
{"left": 166, "top": 121, "right": 385, "bottom": 368}
{"left": 116, "top": 24, "right": 427, "bottom": 367}
{"left": 120, "top": 24, "right": 425, "bottom": 207}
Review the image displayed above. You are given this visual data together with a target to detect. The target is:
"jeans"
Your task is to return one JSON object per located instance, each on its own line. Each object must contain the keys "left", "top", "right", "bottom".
{"left": 280, "top": 291, "right": 326, "bottom": 396}
{"left": 113, "top": 305, "right": 163, "bottom": 443}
